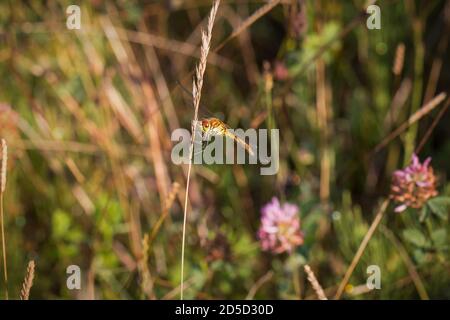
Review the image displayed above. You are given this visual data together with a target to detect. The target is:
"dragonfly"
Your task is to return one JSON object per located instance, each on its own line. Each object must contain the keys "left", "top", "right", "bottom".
{"left": 198, "top": 117, "right": 255, "bottom": 156}
{"left": 177, "top": 81, "right": 255, "bottom": 157}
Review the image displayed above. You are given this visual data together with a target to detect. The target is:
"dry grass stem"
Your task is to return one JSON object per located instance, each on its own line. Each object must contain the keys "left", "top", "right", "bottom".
{"left": 383, "top": 78, "right": 412, "bottom": 130}
{"left": 393, "top": 43, "right": 406, "bottom": 76}
{"left": 119, "top": 28, "right": 232, "bottom": 69}
{"left": 246, "top": 271, "right": 274, "bottom": 300}
{"left": 149, "top": 182, "right": 180, "bottom": 246}
{"left": 140, "top": 235, "right": 155, "bottom": 299}
{"left": 415, "top": 98, "right": 450, "bottom": 154}
{"left": 20, "top": 260, "right": 35, "bottom": 300}
{"left": 334, "top": 199, "right": 390, "bottom": 300}
{"left": 0, "top": 139, "right": 8, "bottom": 299}
{"left": 214, "top": 0, "right": 281, "bottom": 52}
{"left": 181, "top": 0, "right": 220, "bottom": 300}
{"left": 1, "top": 139, "right": 6, "bottom": 194}
{"left": 304, "top": 264, "right": 327, "bottom": 300}
{"left": 380, "top": 226, "right": 429, "bottom": 300}
{"left": 373, "top": 92, "right": 447, "bottom": 154}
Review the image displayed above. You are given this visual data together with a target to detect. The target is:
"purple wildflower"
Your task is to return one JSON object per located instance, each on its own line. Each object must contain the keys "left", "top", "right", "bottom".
{"left": 258, "top": 197, "right": 304, "bottom": 254}
{"left": 390, "top": 153, "right": 438, "bottom": 213}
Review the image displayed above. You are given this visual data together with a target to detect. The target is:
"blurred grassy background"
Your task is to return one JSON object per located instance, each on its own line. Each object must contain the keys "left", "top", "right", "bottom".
{"left": 0, "top": 0, "right": 449, "bottom": 299}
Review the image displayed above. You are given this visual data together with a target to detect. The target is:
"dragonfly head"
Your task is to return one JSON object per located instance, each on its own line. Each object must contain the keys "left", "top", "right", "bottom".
{"left": 201, "top": 119, "right": 210, "bottom": 132}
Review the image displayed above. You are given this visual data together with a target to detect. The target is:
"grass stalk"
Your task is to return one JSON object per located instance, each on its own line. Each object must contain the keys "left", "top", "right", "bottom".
{"left": 304, "top": 264, "right": 327, "bottom": 300}
{"left": 334, "top": 199, "right": 389, "bottom": 300}
{"left": 0, "top": 139, "right": 8, "bottom": 299}
{"left": 20, "top": 260, "right": 35, "bottom": 300}
{"left": 372, "top": 93, "right": 447, "bottom": 154}
{"left": 180, "top": 0, "right": 220, "bottom": 300}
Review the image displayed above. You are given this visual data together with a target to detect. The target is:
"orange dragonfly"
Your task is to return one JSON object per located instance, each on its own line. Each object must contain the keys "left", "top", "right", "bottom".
{"left": 197, "top": 117, "right": 255, "bottom": 156}
{"left": 177, "top": 81, "right": 255, "bottom": 156}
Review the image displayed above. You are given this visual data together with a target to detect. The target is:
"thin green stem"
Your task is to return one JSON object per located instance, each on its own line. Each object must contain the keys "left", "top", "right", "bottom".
{"left": 404, "top": 17, "right": 424, "bottom": 163}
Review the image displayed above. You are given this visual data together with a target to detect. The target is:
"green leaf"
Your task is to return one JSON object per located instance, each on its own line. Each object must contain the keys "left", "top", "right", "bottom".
{"left": 52, "top": 209, "right": 72, "bottom": 239}
{"left": 431, "top": 228, "right": 447, "bottom": 247}
{"left": 413, "top": 249, "right": 426, "bottom": 265}
{"left": 403, "top": 228, "right": 427, "bottom": 247}
{"left": 419, "top": 205, "right": 428, "bottom": 222}
{"left": 285, "top": 253, "right": 306, "bottom": 272}
{"left": 427, "top": 197, "right": 450, "bottom": 220}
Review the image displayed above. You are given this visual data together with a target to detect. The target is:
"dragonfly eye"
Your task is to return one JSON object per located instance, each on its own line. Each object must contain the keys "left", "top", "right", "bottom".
{"left": 202, "top": 120, "right": 209, "bottom": 129}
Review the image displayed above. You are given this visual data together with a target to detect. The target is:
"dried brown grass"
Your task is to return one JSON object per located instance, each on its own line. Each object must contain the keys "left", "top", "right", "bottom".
{"left": 334, "top": 199, "right": 390, "bottom": 300}
{"left": 304, "top": 264, "right": 327, "bottom": 300}
{"left": 181, "top": 0, "right": 220, "bottom": 300}
{"left": 0, "top": 139, "right": 8, "bottom": 299}
{"left": 373, "top": 92, "right": 447, "bottom": 154}
{"left": 0, "top": 139, "right": 6, "bottom": 194}
{"left": 20, "top": 260, "right": 35, "bottom": 300}
{"left": 214, "top": 0, "right": 281, "bottom": 52}
{"left": 393, "top": 43, "right": 406, "bottom": 76}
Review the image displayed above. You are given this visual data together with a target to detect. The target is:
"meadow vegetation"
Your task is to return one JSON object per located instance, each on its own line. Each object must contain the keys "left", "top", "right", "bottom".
{"left": 0, "top": 0, "right": 449, "bottom": 299}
